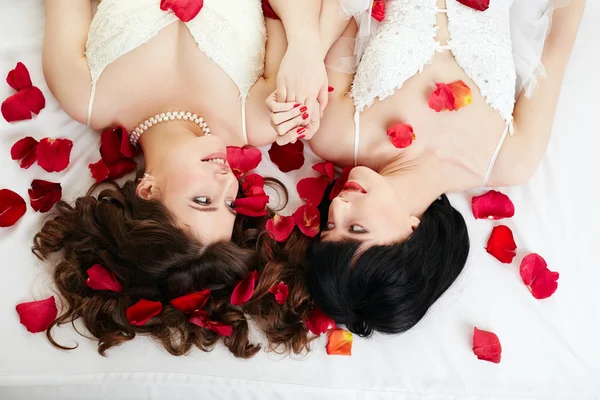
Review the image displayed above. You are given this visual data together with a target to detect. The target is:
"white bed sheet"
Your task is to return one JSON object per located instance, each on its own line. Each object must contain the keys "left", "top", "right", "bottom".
{"left": 1, "top": 1, "right": 599, "bottom": 399}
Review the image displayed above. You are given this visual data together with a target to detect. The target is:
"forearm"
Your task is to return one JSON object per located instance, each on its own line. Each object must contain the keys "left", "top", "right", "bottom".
{"left": 319, "top": 0, "right": 353, "bottom": 58}
{"left": 269, "top": 0, "right": 322, "bottom": 45}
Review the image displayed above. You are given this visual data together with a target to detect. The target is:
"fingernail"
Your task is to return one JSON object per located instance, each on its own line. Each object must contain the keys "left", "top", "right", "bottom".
{"left": 297, "top": 127, "right": 306, "bottom": 134}
{"left": 293, "top": 104, "right": 300, "bottom": 108}
{"left": 299, "top": 106, "right": 308, "bottom": 113}
{"left": 298, "top": 134, "right": 306, "bottom": 139}
{"left": 328, "top": 86, "right": 335, "bottom": 92}
{"left": 302, "top": 113, "right": 309, "bottom": 120}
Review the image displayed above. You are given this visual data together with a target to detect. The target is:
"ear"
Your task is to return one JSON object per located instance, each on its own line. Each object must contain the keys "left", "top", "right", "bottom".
{"left": 136, "top": 175, "right": 156, "bottom": 200}
{"left": 409, "top": 216, "right": 421, "bottom": 232}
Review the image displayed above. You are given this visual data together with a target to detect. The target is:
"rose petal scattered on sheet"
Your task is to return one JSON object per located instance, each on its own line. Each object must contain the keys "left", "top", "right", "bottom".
{"left": 473, "top": 327, "right": 502, "bottom": 363}
{"left": 486, "top": 225, "right": 517, "bottom": 264}
{"left": 16, "top": 296, "right": 58, "bottom": 334}
{"left": 305, "top": 306, "right": 336, "bottom": 336}
{"left": 189, "top": 310, "right": 233, "bottom": 336}
{"left": 387, "top": 124, "right": 416, "bottom": 149}
{"left": 36, "top": 138, "right": 73, "bottom": 173}
{"left": 297, "top": 176, "right": 328, "bottom": 205}
{"left": 268, "top": 141, "right": 305, "bottom": 173}
{"left": 268, "top": 282, "right": 289, "bottom": 305}
{"left": 10, "top": 136, "right": 39, "bottom": 169}
{"left": 312, "top": 161, "right": 335, "bottom": 183}
{"left": 88, "top": 159, "right": 110, "bottom": 183}
{"left": 233, "top": 195, "right": 269, "bottom": 217}
{"left": 293, "top": 203, "right": 320, "bottom": 238}
{"left": 170, "top": 289, "right": 211, "bottom": 313}
{"left": 160, "top": 0, "right": 204, "bottom": 22}
{"left": 28, "top": 179, "right": 62, "bottom": 213}
{"left": 457, "top": 0, "right": 490, "bottom": 12}
{"left": 520, "top": 253, "right": 559, "bottom": 299}
{"left": 326, "top": 329, "right": 353, "bottom": 356}
{"left": 227, "top": 146, "right": 262, "bottom": 178}
{"left": 85, "top": 264, "right": 123, "bottom": 293}
{"left": 472, "top": 190, "right": 515, "bottom": 220}
{"left": 230, "top": 270, "right": 259, "bottom": 306}
{"left": 6, "top": 62, "right": 32, "bottom": 90}
{"left": 0, "top": 189, "right": 27, "bottom": 227}
{"left": 266, "top": 214, "right": 295, "bottom": 242}
{"left": 126, "top": 299, "right": 163, "bottom": 326}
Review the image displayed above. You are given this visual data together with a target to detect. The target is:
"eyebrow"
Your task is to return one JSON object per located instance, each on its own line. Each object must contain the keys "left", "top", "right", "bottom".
{"left": 190, "top": 205, "right": 236, "bottom": 216}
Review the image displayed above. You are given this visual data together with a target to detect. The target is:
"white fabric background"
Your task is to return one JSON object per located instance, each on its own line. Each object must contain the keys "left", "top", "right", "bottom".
{"left": 1, "top": 1, "right": 599, "bottom": 399}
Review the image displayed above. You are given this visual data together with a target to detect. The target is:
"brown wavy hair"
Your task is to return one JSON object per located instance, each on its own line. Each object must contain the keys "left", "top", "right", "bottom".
{"left": 33, "top": 173, "right": 314, "bottom": 358}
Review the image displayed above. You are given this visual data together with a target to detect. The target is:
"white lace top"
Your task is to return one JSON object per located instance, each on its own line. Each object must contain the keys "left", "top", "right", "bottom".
{"left": 84, "top": 0, "right": 267, "bottom": 142}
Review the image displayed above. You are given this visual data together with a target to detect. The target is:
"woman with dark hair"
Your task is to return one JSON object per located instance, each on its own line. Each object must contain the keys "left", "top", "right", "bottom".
{"left": 35, "top": 0, "right": 330, "bottom": 357}
{"left": 267, "top": 0, "right": 585, "bottom": 337}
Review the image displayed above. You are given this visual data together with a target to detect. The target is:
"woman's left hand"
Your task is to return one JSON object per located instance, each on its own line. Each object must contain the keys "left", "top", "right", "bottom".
{"left": 266, "top": 91, "right": 321, "bottom": 145}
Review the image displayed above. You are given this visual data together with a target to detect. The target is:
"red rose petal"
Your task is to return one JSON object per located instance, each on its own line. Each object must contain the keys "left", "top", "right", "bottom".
{"left": 107, "top": 158, "right": 138, "bottom": 180}
{"left": 297, "top": 176, "right": 328, "bottom": 205}
{"left": 1, "top": 92, "right": 32, "bottom": 122}
{"left": 305, "top": 306, "right": 336, "bottom": 336}
{"left": 261, "top": 0, "right": 280, "bottom": 19}
{"left": 227, "top": 146, "right": 262, "bottom": 178}
{"left": 457, "top": 0, "right": 490, "bottom": 12}
{"left": 329, "top": 166, "right": 353, "bottom": 200}
{"left": 371, "top": 0, "right": 385, "bottom": 22}
{"left": 126, "top": 299, "right": 163, "bottom": 326}
{"left": 472, "top": 190, "right": 515, "bottom": 220}
{"left": 473, "top": 327, "right": 502, "bottom": 363}
{"left": 189, "top": 310, "right": 234, "bottom": 337}
{"left": 100, "top": 127, "right": 124, "bottom": 165}
{"left": 268, "top": 281, "right": 289, "bottom": 305}
{"left": 230, "top": 270, "right": 258, "bottom": 306}
{"left": 15, "top": 296, "right": 58, "bottom": 333}
{"left": 387, "top": 124, "right": 416, "bottom": 149}
{"left": 21, "top": 86, "right": 45, "bottom": 115}
{"left": 0, "top": 189, "right": 27, "bottom": 228}
{"left": 242, "top": 173, "right": 265, "bottom": 196}
{"left": 428, "top": 83, "right": 456, "bottom": 112}
{"left": 485, "top": 225, "right": 517, "bottom": 264}
{"left": 88, "top": 159, "right": 110, "bottom": 182}
{"left": 326, "top": 329, "right": 353, "bottom": 356}
{"left": 233, "top": 195, "right": 269, "bottom": 217}
{"left": 266, "top": 214, "right": 295, "bottom": 242}
{"left": 28, "top": 179, "right": 62, "bottom": 213}
{"left": 520, "top": 253, "right": 559, "bottom": 300}
{"left": 10, "top": 136, "right": 39, "bottom": 169}
{"left": 85, "top": 264, "right": 123, "bottom": 292}
{"left": 6, "top": 62, "right": 32, "bottom": 90}
{"left": 312, "top": 162, "right": 335, "bottom": 183}
{"left": 118, "top": 126, "right": 140, "bottom": 158}
{"left": 170, "top": 289, "right": 211, "bottom": 313}
{"left": 160, "top": 0, "right": 204, "bottom": 22}
{"left": 268, "top": 141, "right": 305, "bottom": 173}
{"left": 293, "top": 204, "right": 320, "bottom": 238}
{"left": 36, "top": 138, "right": 73, "bottom": 173}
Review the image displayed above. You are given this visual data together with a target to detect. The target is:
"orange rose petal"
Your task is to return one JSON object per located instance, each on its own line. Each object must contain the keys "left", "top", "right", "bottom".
{"left": 326, "top": 329, "right": 353, "bottom": 356}
{"left": 448, "top": 80, "right": 473, "bottom": 110}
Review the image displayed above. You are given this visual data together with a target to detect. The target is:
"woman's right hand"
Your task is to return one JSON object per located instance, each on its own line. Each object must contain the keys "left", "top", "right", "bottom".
{"left": 266, "top": 91, "right": 322, "bottom": 145}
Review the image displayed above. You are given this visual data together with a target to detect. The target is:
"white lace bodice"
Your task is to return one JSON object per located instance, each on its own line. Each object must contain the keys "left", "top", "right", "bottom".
{"left": 85, "top": 0, "right": 266, "bottom": 97}
{"left": 351, "top": 0, "right": 517, "bottom": 125}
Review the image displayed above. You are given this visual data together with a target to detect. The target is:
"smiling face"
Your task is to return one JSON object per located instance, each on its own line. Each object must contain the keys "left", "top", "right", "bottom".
{"left": 137, "top": 134, "right": 239, "bottom": 243}
{"left": 321, "top": 167, "right": 420, "bottom": 247}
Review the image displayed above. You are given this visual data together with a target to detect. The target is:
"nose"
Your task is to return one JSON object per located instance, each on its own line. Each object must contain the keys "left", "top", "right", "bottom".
{"left": 330, "top": 197, "right": 350, "bottom": 223}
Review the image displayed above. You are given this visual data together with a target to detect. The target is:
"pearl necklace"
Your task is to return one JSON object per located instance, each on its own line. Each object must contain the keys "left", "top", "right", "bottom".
{"left": 129, "top": 111, "right": 212, "bottom": 147}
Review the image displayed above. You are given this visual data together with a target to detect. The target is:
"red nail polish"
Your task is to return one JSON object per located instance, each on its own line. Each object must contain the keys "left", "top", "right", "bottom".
{"left": 328, "top": 86, "right": 335, "bottom": 92}
{"left": 298, "top": 134, "right": 306, "bottom": 139}
{"left": 299, "top": 106, "right": 308, "bottom": 113}
{"left": 297, "top": 127, "right": 306, "bottom": 134}
{"left": 302, "top": 113, "right": 309, "bottom": 120}
{"left": 293, "top": 104, "right": 300, "bottom": 108}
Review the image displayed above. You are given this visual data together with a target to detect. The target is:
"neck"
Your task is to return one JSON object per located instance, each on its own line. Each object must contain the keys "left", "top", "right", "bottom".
{"left": 138, "top": 120, "right": 205, "bottom": 172}
{"left": 376, "top": 151, "right": 462, "bottom": 218}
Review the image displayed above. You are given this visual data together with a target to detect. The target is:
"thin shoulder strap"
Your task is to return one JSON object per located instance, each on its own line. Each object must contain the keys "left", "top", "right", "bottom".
{"left": 482, "top": 121, "right": 514, "bottom": 187}
{"left": 86, "top": 81, "right": 97, "bottom": 127}
{"left": 240, "top": 95, "right": 249, "bottom": 145}
{"left": 353, "top": 111, "right": 360, "bottom": 166}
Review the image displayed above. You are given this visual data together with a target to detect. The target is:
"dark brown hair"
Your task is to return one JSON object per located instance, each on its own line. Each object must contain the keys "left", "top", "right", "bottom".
{"left": 33, "top": 174, "right": 314, "bottom": 358}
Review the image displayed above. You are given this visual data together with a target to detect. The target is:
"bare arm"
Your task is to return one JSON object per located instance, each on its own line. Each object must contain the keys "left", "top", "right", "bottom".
{"left": 43, "top": 0, "right": 93, "bottom": 124}
{"left": 493, "top": 0, "right": 586, "bottom": 186}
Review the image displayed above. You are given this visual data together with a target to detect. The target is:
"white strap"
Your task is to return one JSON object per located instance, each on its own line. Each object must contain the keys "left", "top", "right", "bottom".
{"left": 240, "top": 95, "right": 248, "bottom": 145}
{"left": 482, "top": 121, "right": 513, "bottom": 187}
{"left": 353, "top": 111, "right": 360, "bottom": 166}
{"left": 437, "top": 8, "right": 448, "bottom": 13}
{"left": 86, "top": 81, "right": 97, "bottom": 127}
